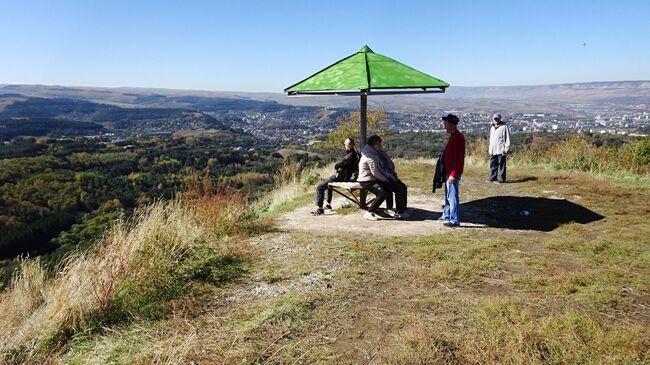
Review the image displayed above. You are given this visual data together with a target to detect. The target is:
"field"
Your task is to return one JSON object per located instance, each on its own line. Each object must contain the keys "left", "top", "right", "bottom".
{"left": 1, "top": 146, "right": 649, "bottom": 364}
{"left": 170, "top": 160, "right": 649, "bottom": 364}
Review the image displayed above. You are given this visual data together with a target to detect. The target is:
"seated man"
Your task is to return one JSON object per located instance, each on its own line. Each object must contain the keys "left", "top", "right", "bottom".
{"left": 377, "top": 147, "right": 408, "bottom": 217}
{"left": 311, "top": 138, "right": 359, "bottom": 216}
{"left": 358, "top": 135, "right": 408, "bottom": 220}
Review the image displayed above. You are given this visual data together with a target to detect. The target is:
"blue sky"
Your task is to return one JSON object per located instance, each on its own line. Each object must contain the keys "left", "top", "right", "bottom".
{"left": 1, "top": 0, "right": 649, "bottom": 92}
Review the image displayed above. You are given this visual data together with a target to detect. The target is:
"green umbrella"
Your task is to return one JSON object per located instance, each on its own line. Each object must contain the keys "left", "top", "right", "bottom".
{"left": 285, "top": 45, "right": 449, "bottom": 144}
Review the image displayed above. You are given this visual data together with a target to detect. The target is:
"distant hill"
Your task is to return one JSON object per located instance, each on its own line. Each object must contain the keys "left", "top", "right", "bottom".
{"left": 0, "top": 90, "right": 341, "bottom": 139}
{"left": 2, "top": 81, "right": 648, "bottom": 114}
{"left": 0, "top": 118, "right": 105, "bottom": 139}
{"left": 0, "top": 94, "right": 227, "bottom": 138}
{"left": 444, "top": 81, "right": 650, "bottom": 103}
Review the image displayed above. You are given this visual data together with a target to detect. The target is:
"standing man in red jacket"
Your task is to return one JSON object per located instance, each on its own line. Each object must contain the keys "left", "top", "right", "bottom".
{"left": 440, "top": 114, "right": 465, "bottom": 227}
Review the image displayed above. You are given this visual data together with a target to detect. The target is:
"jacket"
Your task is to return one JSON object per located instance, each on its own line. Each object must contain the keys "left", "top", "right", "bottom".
{"left": 489, "top": 123, "right": 511, "bottom": 155}
{"left": 334, "top": 149, "right": 360, "bottom": 181}
{"left": 358, "top": 144, "right": 389, "bottom": 182}
{"left": 432, "top": 153, "right": 446, "bottom": 193}
{"left": 443, "top": 130, "right": 465, "bottom": 178}
{"left": 377, "top": 150, "right": 397, "bottom": 181}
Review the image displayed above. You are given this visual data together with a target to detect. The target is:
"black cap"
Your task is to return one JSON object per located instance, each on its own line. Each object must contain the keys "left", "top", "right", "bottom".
{"left": 441, "top": 114, "right": 459, "bottom": 125}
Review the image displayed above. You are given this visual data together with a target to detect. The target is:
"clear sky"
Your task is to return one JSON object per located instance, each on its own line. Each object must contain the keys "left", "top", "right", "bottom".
{"left": 1, "top": 0, "right": 649, "bottom": 92}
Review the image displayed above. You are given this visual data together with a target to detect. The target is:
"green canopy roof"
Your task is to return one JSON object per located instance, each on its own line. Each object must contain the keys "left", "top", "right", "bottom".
{"left": 285, "top": 45, "right": 449, "bottom": 95}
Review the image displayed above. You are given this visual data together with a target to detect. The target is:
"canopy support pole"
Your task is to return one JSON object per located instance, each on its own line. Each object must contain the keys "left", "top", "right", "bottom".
{"left": 360, "top": 94, "right": 367, "bottom": 146}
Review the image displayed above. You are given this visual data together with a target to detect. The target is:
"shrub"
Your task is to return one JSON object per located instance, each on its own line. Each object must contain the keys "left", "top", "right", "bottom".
{"left": 320, "top": 108, "right": 389, "bottom": 149}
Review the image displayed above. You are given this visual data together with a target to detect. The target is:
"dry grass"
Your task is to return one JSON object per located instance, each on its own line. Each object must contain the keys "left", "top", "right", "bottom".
{"left": 259, "top": 161, "right": 333, "bottom": 215}
{"left": 0, "top": 184, "right": 264, "bottom": 363}
{"left": 0, "top": 258, "right": 48, "bottom": 332}
{"left": 0, "top": 202, "right": 198, "bottom": 361}
{"left": 376, "top": 302, "right": 649, "bottom": 365}
{"left": 59, "top": 322, "right": 198, "bottom": 365}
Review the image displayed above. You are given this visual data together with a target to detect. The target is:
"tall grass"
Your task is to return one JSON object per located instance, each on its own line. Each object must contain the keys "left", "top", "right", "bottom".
{"left": 466, "top": 135, "right": 650, "bottom": 176}
{"left": 0, "top": 182, "right": 267, "bottom": 363}
{"left": 259, "top": 161, "right": 332, "bottom": 214}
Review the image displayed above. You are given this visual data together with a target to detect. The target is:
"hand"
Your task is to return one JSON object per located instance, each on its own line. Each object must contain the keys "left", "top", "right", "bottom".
{"left": 448, "top": 175, "right": 456, "bottom": 184}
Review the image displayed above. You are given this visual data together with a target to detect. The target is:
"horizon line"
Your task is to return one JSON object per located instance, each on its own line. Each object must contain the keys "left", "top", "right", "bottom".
{"left": 1, "top": 79, "right": 649, "bottom": 95}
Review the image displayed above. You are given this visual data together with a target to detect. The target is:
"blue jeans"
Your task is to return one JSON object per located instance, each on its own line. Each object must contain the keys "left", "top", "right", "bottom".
{"left": 443, "top": 175, "right": 461, "bottom": 225}
{"left": 316, "top": 175, "right": 338, "bottom": 208}
{"left": 489, "top": 154, "right": 507, "bottom": 182}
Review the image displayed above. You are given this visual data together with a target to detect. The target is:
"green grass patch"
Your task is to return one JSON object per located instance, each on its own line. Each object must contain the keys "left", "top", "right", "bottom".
{"left": 332, "top": 203, "right": 358, "bottom": 215}
{"left": 259, "top": 192, "right": 312, "bottom": 218}
{"left": 113, "top": 244, "right": 251, "bottom": 321}
{"left": 237, "top": 295, "right": 316, "bottom": 332}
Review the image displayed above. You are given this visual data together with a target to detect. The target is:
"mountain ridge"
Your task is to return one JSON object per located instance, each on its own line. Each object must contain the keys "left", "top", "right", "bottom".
{"left": 2, "top": 81, "right": 649, "bottom": 115}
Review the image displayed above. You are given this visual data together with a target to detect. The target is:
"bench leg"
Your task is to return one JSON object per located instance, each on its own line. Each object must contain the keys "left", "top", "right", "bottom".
{"left": 359, "top": 189, "right": 368, "bottom": 210}
{"left": 331, "top": 188, "right": 362, "bottom": 208}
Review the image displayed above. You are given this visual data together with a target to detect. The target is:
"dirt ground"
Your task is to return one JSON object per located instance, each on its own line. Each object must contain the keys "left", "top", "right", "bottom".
{"left": 176, "top": 164, "right": 650, "bottom": 363}
{"left": 279, "top": 188, "right": 487, "bottom": 237}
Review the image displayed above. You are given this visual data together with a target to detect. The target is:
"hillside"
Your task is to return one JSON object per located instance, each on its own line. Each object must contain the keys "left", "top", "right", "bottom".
{"left": 1, "top": 141, "right": 648, "bottom": 363}
{"left": 0, "top": 92, "right": 341, "bottom": 141}
{"left": 2, "top": 81, "right": 650, "bottom": 114}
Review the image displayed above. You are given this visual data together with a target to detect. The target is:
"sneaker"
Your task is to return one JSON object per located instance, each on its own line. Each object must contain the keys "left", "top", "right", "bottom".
{"left": 364, "top": 211, "right": 379, "bottom": 221}
{"left": 311, "top": 208, "right": 324, "bottom": 216}
{"left": 443, "top": 222, "right": 460, "bottom": 227}
{"left": 493, "top": 181, "right": 502, "bottom": 185}
{"left": 384, "top": 209, "right": 400, "bottom": 219}
{"left": 324, "top": 204, "right": 332, "bottom": 210}
{"left": 486, "top": 179, "right": 497, "bottom": 183}
{"left": 437, "top": 216, "right": 449, "bottom": 221}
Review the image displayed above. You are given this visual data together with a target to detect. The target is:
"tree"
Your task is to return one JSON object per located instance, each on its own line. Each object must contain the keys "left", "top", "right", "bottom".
{"left": 320, "top": 108, "right": 390, "bottom": 150}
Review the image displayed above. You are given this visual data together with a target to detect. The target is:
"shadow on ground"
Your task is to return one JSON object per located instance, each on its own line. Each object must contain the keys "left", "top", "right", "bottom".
{"left": 505, "top": 176, "right": 538, "bottom": 183}
{"left": 375, "top": 207, "right": 438, "bottom": 221}
{"left": 460, "top": 196, "right": 605, "bottom": 231}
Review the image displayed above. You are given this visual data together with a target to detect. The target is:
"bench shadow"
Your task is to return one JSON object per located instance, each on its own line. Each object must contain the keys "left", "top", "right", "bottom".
{"left": 460, "top": 196, "right": 605, "bottom": 231}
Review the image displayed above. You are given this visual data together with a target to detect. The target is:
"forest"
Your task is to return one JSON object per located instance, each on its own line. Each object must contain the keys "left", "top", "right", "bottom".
{"left": 0, "top": 132, "right": 321, "bottom": 279}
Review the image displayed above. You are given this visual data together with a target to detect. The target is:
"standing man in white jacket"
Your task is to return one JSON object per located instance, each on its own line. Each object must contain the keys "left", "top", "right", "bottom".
{"left": 488, "top": 113, "right": 511, "bottom": 183}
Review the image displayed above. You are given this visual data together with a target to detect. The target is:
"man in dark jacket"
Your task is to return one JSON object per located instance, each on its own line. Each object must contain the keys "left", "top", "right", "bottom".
{"left": 440, "top": 114, "right": 465, "bottom": 227}
{"left": 312, "top": 138, "right": 359, "bottom": 215}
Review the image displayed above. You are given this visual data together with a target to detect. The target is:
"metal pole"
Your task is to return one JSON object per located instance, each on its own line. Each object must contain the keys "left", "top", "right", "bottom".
{"left": 360, "top": 94, "right": 367, "bottom": 146}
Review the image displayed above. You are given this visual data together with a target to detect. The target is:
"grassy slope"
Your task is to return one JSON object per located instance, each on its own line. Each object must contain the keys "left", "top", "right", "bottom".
{"left": 3, "top": 159, "right": 649, "bottom": 364}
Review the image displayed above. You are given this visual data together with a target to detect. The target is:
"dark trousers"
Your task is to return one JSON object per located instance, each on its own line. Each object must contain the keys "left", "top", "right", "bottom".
{"left": 384, "top": 179, "right": 408, "bottom": 213}
{"left": 360, "top": 181, "right": 391, "bottom": 213}
{"left": 316, "top": 175, "right": 338, "bottom": 207}
{"left": 489, "top": 155, "right": 507, "bottom": 182}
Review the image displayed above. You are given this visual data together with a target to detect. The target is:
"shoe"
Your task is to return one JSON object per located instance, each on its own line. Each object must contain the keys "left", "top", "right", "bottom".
{"left": 364, "top": 211, "right": 379, "bottom": 221}
{"left": 493, "top": 181, "right": 502, "bottom": 185}
{"left": 498, "top": 180, "right": 506, "bottom": 184}
{"left": 486, "top": 179, "right": 497, "bottom": 183}
{"left": 384, "top": 209, "right": 400, "bottom": 219}
{"left": 437, "top": 216, "right": 449, "bottom": 221}
{"left": 324, "top": 204, "right": 332, "bottom": 210}
{"left": 311, "top": 208, "right": 324, "bottom": 216}
{"left": 443, "top": 222, "right": 460, "bottom": 227}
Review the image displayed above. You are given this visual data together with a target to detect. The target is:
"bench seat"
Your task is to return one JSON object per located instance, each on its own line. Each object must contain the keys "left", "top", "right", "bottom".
{"left": 328, "top": 182, "right": 372, "bottom": 209}
{"left": 328, "top": 182, "right": 364, "bottom": 190}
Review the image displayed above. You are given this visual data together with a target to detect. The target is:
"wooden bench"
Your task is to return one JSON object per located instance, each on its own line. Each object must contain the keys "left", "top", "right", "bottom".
{"left": 328, "top": 182, "right": 373, "bottom": 209}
